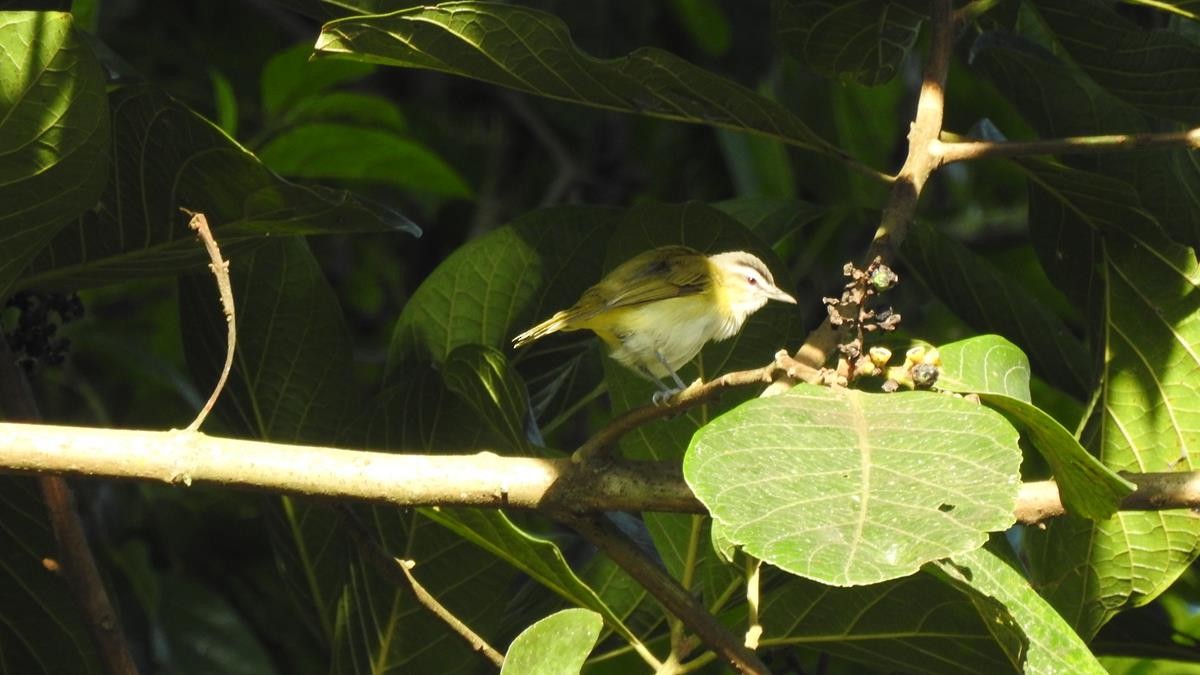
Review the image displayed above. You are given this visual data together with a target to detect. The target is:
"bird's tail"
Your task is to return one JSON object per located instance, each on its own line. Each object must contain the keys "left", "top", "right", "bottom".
{"left": 512, "top": 311, "right": 574, "bottom": 348}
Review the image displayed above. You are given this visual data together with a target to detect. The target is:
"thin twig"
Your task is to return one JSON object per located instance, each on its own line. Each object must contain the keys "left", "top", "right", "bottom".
{"left": 339, "top": 506, "right": 505, "bottom": 667}
{"left": 557, "top": 512, "right": 772, "bottom": 674}
{"left": 934, "top": 127, "right": 1200, "bottom": 164}
{"left": 0, "top": 337, "right": 138, "bottom": 675}
{"left": 790, "top": 0, "right": 955, "bottom": 377}
{"left": 573, "top": 351, "right": 820, "bottom": 462}
{"left": 181, "top": 209, "right": 235, "bottom": 432}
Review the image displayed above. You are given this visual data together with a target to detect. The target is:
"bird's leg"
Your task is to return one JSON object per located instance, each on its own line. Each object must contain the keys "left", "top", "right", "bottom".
{"left": 646, "top": 351, "right": 688, "bottom": 406}
{"left": 656, "top": 351, "right": 687, "bottom": 390}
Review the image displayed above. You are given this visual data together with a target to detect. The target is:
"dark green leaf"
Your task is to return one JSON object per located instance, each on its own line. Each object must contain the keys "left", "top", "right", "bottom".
{"left": 20, "top": 86, "right": 418, "bottom": 292}
{"left": 1034, "top": 0, "right": 1200, "bottom": 123}
{"left": 938, "top": 336, "right": 1134, "bottom": 520}
{"left": 0, "top": 11, "right": 108, "bottom": 298}
{"left": 756, "top": 569, "right": 1017, "bottom": 672}
{"left": 0, "top": 477, "right": 101, "bottom": 674}
{"left": 179, "top": 237, "right": 362, "bottom": 442}
{"left": 1022, "top": 163, "right": 1200, "bottom": 638}
{"left": 937, "top": 541, "right": 1107, "bottom": 674}
{"left": 772, "top": 0, "right": 925, "bottom": 85}
{"left": 157, "top": 573, "right": 279, "bottom": 675}
{"left": 685, "top": 385, "right": 1021, "bottom": 586}
{"left": 389, "top": 205, "right": 618, "bottom": 369}
{"left": 315, "top": 2, "right": 848, "bottom": 161}
{"left": 425, "top": 509, "right": 646, "bottom": 649}
{"left": 443, "top": 344, "right": 538, "bottom": 452}
{"left": 259, "top": 122, "right": 472, "bottom": 197}
{"left": 902, "top": 221, "right": 1091, "bottom": 397}
{"left": 713, "top": 198, "right": 826, "bottom": 249}
{"left": 277, "top": 91, "right": 407, "bottom": 132}
{"left": 261, "top": 41, "right": 374, "bottom": 119}
{"left": 972, "top": 32, "right": 1200, "bottom": 250}
{"left": 501, "top": 608, "right": 603, "bottom": 675}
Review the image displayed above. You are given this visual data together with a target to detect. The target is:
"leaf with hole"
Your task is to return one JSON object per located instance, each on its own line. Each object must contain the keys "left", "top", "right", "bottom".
{"left": 685, "top": 385, "right": 1021, "bottom": 586}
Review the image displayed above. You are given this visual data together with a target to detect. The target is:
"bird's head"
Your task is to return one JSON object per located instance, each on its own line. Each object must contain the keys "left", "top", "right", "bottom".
{"left": 708, "top": 251, "right": 797, "bottom": 328}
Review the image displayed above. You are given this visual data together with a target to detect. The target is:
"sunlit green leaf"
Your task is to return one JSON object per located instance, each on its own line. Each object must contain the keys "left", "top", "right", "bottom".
{"left": 259, "top": 123, "right": 471, "bottom": 197}
{"left": 261, "top": 41, "right": 374, "bottom": 119}
{"left": 1021, "top": 163, "right": 1200, "bottom": 638}
{"left": 938, "top": 335, "right": 1134, "bottom": 520}
{"left": 501, "top": 608, "right": 603, "bottom": 675}
{"left": 937, "top": 540, "right": 1107, "bottom": 674}
{"left": 443, "top": 344, "right": 538, "bottom": 452}
{"left": 0, "top": 11, "right": 108, "bottom": 298}
{"left": 686, "top": 385, "right": 1021, "bottom": 586}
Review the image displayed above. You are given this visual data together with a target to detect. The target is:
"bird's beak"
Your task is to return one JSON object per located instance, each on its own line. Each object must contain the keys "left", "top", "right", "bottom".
{"left": 767, "top": 285, "right": 797, "bottom": 304}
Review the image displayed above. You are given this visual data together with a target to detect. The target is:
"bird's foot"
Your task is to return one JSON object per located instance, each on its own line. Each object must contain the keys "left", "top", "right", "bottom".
{"left": 652, "top": 388, "right": 682, "bottom": 406}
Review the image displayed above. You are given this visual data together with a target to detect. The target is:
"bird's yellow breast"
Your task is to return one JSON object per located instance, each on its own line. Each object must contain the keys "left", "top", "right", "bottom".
{"left": 593, "top": 292, "right": 736, "bottom": 377}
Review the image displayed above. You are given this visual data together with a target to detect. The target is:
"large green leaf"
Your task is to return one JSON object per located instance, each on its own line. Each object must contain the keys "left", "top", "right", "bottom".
{"left": 972, "top": 32, "right": 1200, "bottom": 250}
{"left": 902, "top": 221, "right": 1091, "bottom": 398}
{"left": 1022, "top": 163, "right": 1200, "bottom": 637}
{"left": 332, "top": 508, "right": 512, "bottom": 675}
{"left": 179, "top": 236, "right": 366, "bottom": 665}
{"left": 179, "top": 237, "right": 363, "bottom": 442}
{"left": 389, "top": 205, "right": 617, "bottom": 369}
{"left": 501, "top": 608, "right": 603, "bottom": 675}
{"left": 0, "top": 477, "right": 101, "bottom": 674}
{"left": 443, "top": 344, "right": 537, "bottom": 452}
{"left": 258, "top": 122, "right": 472, "bottom": 198}
{"left": 260, "top": 41, "right": 374, "bottom": 120}
{"left": 340, "top": 366, "right": 516, "bottom": 674}
{"left": 937, "top": 335, "right": 1134, "bottom": 520}
{"left": 424, "top": 509, "right": 649, "bottom": 651}
{"left": 1033, "top": 0, "right": 1200, "bottom": 124}
{"left": 18, "top": 86, "right": 418, "bottom": 292}
{"left": 314, "top": 2, "right": 848, "bottom": 161}
{"left": 685, "top": 385, "right": 1022, "bottom": 586}
{"left": 937, "top": 540, "right": 1107, "bottom": 674}
{"left": 0, "top": 11, "right": 108, "bottom": 298}
{"left": 772, "top": 0, "right": 925, "bottom": 85}
{"left": 756, "top": 570, "right": 1016, "bottom": 673}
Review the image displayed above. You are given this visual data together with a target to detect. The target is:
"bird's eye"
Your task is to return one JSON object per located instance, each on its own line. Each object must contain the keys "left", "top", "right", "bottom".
{"left": 747, "top": 276, "right": 758, "bottom": 286}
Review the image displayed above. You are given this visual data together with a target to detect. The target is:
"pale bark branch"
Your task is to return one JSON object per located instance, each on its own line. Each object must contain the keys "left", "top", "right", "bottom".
{"left": 4, "top": 422, "right": 1200, "bottom": 524}
{"left": 934, "top": 127, "right": 1200, "bottom": 164}
{"left": 791, "top": 0, "right": 955, "bottom": 378}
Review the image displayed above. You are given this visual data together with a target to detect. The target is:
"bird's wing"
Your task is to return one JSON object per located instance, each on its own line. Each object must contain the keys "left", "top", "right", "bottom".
{"left": 569, "top": 246, "right": 710, "bottom": 323}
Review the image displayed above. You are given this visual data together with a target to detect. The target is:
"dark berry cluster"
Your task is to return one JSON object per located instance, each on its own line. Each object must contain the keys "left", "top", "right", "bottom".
{"left": 3, "top": 291, "right": 84, "bottom": 374}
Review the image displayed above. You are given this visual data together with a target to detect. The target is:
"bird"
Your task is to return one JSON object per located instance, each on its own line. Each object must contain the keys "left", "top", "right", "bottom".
{"left": 512, "top": 245, "right": 797, "bottom": 403}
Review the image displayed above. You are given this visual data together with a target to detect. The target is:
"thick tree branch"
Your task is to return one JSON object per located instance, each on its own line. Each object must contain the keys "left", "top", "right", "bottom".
{"left": 793, "top": 0, "right": 954, "bottom": 376}
{"left": 4, "top": 422, "right": 1200, "bottom": 524}
{"left": 934, "top": 127, "right": 1200, "bottom": 164}
{"left": 0, "top": 422, "right": 700, "bottom": 513}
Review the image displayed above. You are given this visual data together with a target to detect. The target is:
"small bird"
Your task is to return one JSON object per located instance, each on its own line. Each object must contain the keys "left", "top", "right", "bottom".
{"left": 512, "top": 245, "right": 797, "bottom": 402}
